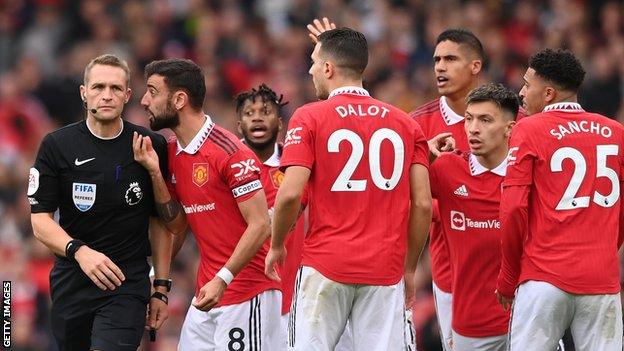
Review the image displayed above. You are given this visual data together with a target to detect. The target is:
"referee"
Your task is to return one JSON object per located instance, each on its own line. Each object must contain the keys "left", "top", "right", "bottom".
{"left": 28, "top": 54, "right": 173, "bottom": 351}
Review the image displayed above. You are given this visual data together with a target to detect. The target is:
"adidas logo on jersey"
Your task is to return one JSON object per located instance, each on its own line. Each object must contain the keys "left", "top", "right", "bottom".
{"left": 454, "top": 185, "right": 469, "bottom": 197}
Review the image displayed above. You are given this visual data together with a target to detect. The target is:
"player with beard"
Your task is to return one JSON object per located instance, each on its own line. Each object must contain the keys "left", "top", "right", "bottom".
{"left": 265, "top": 27, "right": 431, "bottom": 350}
{"left": 133, "top": 59, "right": 282, "bottom": 349}
{"left": 234, "top": 84, "right": 309, "bottom": 349}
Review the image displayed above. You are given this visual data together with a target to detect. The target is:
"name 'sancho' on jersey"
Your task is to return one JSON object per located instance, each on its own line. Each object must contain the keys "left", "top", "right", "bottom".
{"left": 549, "top": 120, "right": 613, "bottom": 140}
{"left": 450, "top": 210, "right": 500, "bottom": 231}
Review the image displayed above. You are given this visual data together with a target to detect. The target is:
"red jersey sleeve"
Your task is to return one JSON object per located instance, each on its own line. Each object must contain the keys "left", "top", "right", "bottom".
{"left": 411, "top": 121, "right": 429, "bottom": 168}
{"left": 281, "top": 108, "right": 315, "bottom": 170}
{"left": 220, "top": 148, "right": 263, "bottom": 203}
{"left": 503, "top": 124, "right": 535, "bottom": 187}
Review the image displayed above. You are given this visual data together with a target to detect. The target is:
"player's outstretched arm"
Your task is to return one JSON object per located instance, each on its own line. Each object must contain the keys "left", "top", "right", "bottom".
{"left": 265, "top": 166, "right": 311, "bottom": 281}
{"left": 193, "top": 190, "right": 271, "bottom": 311}
{"left": 133, "top": 132, "right": 187, "bottom": 235}
{"left": 307, "top": 17, "right": 336, "bottom": 43}
{"left": 31, "top": 212, "right": 126, "bottom": 291}
{"left": 496, "top": 184, "right": 530, "bottom": 303}
{"left": 147, "top": 217, "right": 171, "bottom": 330}
{"left": 405, "top": 164, "right": 432, "bottom": 305}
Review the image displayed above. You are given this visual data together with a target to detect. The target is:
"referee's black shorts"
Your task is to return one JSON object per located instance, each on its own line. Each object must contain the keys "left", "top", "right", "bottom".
{"left": 50, "top": 258, "right": 150, "bottom": 351}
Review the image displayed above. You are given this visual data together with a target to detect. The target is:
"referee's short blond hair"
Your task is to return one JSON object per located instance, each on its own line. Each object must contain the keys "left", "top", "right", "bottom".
{"left": 84, "top": 54, "right": 130, "bottom": 87}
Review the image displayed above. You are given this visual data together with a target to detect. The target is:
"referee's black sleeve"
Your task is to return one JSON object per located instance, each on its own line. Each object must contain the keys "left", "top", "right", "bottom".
{"left": 29, "top": 134, "right": 60, "bottom": 213}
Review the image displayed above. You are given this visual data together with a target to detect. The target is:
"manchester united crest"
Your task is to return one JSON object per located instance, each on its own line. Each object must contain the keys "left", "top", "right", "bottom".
{"left": 193, "top": 163, "right": 209, "bottom": 187}
{"left": 270, "top": 169, "right": 284, "bottom": 188}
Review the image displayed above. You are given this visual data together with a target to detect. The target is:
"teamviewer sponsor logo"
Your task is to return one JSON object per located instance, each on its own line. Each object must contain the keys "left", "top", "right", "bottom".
{"left": 182, "top": 203, "right": 216, "bottom": 214}
{"left": 451, "top": 211, "right": 466, "bottom": 231}
{"left": 232, "top": 180, "right": 262, "bottom": 198}
{"left": 450, "top": 210, "right": 500, "bottom": 231}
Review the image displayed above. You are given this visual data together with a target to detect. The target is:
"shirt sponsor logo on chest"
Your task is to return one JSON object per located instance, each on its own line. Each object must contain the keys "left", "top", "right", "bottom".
{"left": 73, "top": 183, "right": 96, "bottom": 212}
{"left": 450, "top": 210, "right": 500, "bottom": 231}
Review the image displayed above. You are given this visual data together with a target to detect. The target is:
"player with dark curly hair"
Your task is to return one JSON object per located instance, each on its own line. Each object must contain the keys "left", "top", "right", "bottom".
{"left": 497, "top": 48, "right": 624, "bottom": 350}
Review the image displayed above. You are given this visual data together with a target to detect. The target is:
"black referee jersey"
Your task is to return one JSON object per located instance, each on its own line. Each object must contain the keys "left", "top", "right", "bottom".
{"left": 28, "top": 119, "right": 168, "bottom": 264}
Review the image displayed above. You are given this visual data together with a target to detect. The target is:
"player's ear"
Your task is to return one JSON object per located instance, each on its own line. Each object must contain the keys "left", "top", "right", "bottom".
{"left": 324, "top": 60, "right": 334, "bottom": 79}
{"left": 173, "top": 91, "right": 187, "bottom": 110}
{"left": 79, "top": 85, "right": 86, "bottom": 101}
{"left": 236, "top": 119, "right": 243, "bottom": 135}
{"left": 124, "top": 88, "right": 132, "bottom": 104}
{"left": 505, "top": 120, "right": 516, "bottom": 138}
{"left": 278, "top": 117, "right": 283, "bottom": 132}
{"left": 471, "top": 59, "right": 482, "bottom": 75}
{"left": 544, "top": 86, "right": 556, "bottom": 104}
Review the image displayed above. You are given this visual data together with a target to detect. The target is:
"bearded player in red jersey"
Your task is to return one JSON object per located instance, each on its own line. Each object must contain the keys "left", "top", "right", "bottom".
{"left": 497, "top": 49, "right": 624, "bottom": 350}
{"left": 430, "top": 83, "right": 519, "bottom": 350}
{"left": 235, "top": 84, "right": 308, "bottom": 350}
{"left": 134, "top": 59, "right": 282, "bottom": 349}
{"left": 265, "top": 27, "right": 431, "bottom": 350}
{"left": 409, "top": 28, "right": 485, "bottom": 351}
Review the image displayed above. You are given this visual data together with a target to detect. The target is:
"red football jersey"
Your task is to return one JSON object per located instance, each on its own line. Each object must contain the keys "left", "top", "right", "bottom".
{"left": 280, "top": 86, "right": 429, "bottom": 285}
{"left": 500, "top": 103, "right": 624, "bottom": 295}
{"left": 410, "top": 97, "right": 469, "bottom": 293}
{"left": 430, "top": 151, "right": 509, "bottom": 337}
{"left": 257, "top": 143, "right": 306, "bottom": 315}
{"left": 168, "top": 116, "right": 280, "bottom": 307}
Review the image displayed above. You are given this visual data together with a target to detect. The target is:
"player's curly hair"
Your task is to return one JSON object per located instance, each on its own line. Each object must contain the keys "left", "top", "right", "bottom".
{"left": 234, "top": 83, "right": 288, "bottom": 117}
{"left": 529, "top": 48, "right": 585, "bottom": 92}
{"left": 466, "top": 83, "right": 520, "bottom": 120}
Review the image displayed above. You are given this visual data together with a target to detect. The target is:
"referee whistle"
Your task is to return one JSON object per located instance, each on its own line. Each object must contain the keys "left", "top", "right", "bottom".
{"left": 149, "top": 329, "right": 156, "bottom": 342}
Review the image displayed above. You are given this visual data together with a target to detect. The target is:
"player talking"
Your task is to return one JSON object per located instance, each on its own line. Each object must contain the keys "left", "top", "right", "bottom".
{"left": 135, "top": 58, "right": 282, "bottom": 349}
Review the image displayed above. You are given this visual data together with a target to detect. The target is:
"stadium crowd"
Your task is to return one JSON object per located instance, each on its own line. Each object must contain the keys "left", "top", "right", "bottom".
{"left": 1, "top": 0, "right": 624, "bottom": 350}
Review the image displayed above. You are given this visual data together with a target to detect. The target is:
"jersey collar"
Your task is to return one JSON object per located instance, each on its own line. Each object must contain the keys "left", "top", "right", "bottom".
{"left": 469, "top": 153, "right": 507, "bottom": 176}
{"left": 263, "top": 143, "right": 281, "bottom": 167}
{"left": 328, "top": 86, "right": 370, "bottom": 99}
{"left": 176, "top": 115, "right": 214, "bottom": 155}
{"left": 543, "top": 102, "right": 584, "bottom": 113}
{"left": 440, "top": 96, "right": 465, "bottom": 126}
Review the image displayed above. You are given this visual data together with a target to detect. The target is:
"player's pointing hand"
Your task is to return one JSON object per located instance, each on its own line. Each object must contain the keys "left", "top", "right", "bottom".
{"left": 133, "top": 131, "right": 161, "bottom": 175}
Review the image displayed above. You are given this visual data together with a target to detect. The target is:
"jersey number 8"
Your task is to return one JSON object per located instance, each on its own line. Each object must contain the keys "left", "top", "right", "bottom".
{"left": 550, "top": 145, "right": 620, "bottom": 210}
{"left": 328, "top": 128, "right": 404, "bottom": 192}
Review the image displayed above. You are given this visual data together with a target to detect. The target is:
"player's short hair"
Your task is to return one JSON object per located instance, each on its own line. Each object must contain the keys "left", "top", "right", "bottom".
{"left": 466, "top": 83, "right": 520, "bottom": 120}
{"left": 317, "top": 28, "right": 368, "bottom": 78}
{"left": 528, "top": 48, "right": 585, "bottom": 92}
{"left": 233, "top": 83, "right": 288, "bottom": 117}
{"left": 436, "top": 28, "right": 486, "bottom": 62}
{"left": 144, "top": 59, "right": 206, "bottom": 110}
{"left": 84, "top": 54, "right": 130, "bottom": 87}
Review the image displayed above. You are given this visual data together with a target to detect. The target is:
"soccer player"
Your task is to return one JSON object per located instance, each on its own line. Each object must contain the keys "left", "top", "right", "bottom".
{"left": 265, "top": 27, "right": 431, "bottom": 350}
{"left": 409, "top": 28, "right": 485, "bottom": 350}
{"left": 430, "top": 83, "right": 518, "bottom": 350}
{"left": 135, "top": 58, "right": 282, "bottom": 350}
{"left": 496, "top": 48, "right": 624, "bottom": 350}
{"left": 234, "top": 83, "right": 307, "bottom": 348}
{"left": 28, "top": 54, "right": 172, "bottom": 351}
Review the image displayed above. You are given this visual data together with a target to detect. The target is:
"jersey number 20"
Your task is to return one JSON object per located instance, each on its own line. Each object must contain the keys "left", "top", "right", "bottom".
{"left": 550, "top": 145, "right": 620, "bottom": 210}
{"left": 328, "top": 128, "right": 404, "bottom": 191}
